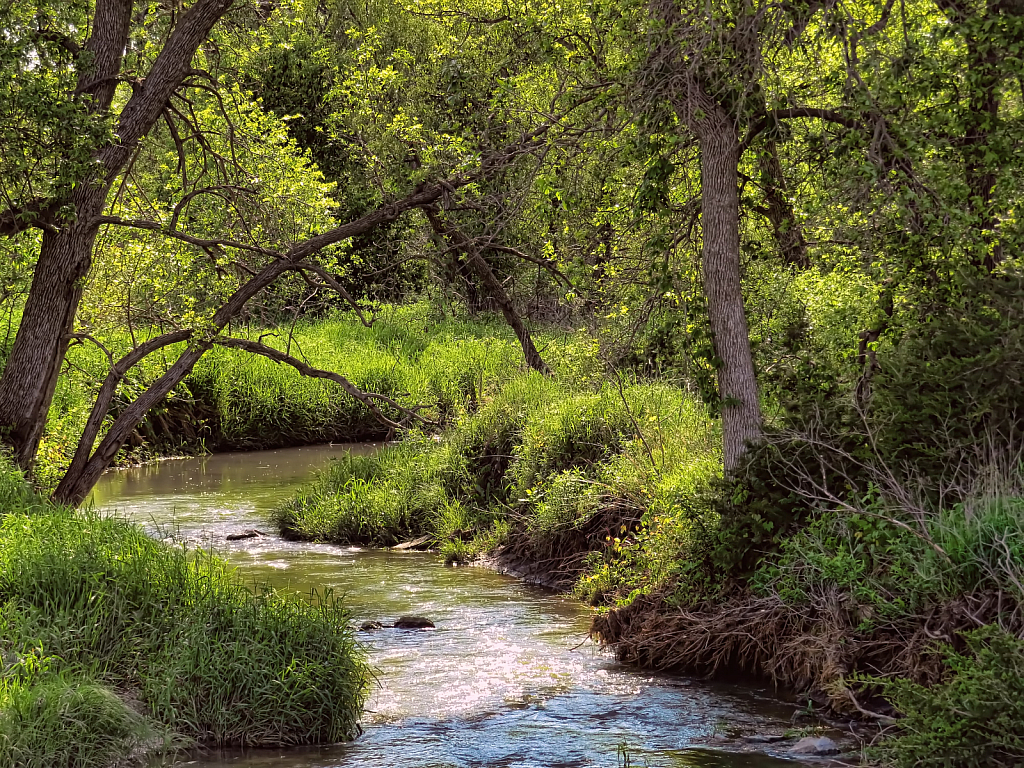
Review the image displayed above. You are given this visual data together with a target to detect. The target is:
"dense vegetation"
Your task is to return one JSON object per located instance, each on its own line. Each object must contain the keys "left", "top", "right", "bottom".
{"left": 3, "top": 0, "right": 1024, "bottom": 764}
{"left": 0, "top": 460, "right": 367, "bottom": 767}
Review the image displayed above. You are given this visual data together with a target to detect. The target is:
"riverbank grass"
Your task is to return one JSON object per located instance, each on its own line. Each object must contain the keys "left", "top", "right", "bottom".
{"left": 275, "top": 372, "right": 721, "bottom": 592}
{"left": 37, "top": 304, "right": 597, "bottom": 487}
{"left": 0, "top": 459, "right": 368, "bottom": 767}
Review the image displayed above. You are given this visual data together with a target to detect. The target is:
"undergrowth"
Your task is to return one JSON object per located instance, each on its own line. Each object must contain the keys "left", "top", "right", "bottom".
{"left": 276, "top": 371, "right": 721, "bottom": 593}
{"left": 0, "top": 458, "right": 368, "bottom": 767}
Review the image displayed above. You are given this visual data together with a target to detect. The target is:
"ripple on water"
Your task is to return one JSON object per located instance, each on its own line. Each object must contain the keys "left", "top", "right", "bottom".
{"left": 90, "top": 445, "right": 817, "bottom": 768}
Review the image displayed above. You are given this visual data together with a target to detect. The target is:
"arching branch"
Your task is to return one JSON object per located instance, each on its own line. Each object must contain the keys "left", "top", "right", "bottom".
{"left": 213, "top": 338, "right": 435, "bottom": 430}
{"left": 95, "top": 216, "right": 283, "bottom": 258}
{"left": 739, "top": 108, "right": 863, "bottom": 156}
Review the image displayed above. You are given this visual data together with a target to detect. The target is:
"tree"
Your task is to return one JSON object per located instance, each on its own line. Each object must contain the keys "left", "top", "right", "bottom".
{"left": 0, "top": 0, "right": 235, "bottom": 467}
{"left": 643, "top": 0, "right": 767, "bottom": 471}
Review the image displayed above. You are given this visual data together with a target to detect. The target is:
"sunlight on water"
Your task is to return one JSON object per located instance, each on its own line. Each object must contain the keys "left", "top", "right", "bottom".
{"left": 92, "top": 445, "right": 812, "bottom": 768}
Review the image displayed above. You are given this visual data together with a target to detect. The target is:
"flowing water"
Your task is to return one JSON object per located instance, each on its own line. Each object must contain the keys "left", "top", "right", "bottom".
{"left": 91, "top": 444, "right": 818, "bottom": 768}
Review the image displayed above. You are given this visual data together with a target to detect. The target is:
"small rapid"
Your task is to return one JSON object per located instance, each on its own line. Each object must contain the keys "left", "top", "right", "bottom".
{"left": 91, "top": 444, "right": 811, "bottom": 768}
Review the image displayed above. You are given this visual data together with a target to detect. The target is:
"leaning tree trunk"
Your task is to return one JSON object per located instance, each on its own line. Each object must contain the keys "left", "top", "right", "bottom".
{"left": 758, "top": 140, "right": 809, "bottom": 268}
{"left": 698, "top": 130, "right": 764, "bottom": 471}
{"left": 0, "top": 0, "right": 231, "bottom": 468}
{"left": 425, "top": 208, "right": 550, "bottom": 375}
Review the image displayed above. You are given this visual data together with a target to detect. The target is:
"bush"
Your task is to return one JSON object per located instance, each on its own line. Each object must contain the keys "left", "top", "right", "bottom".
{"left": 877, "top": 626, "right": 1024, "bottom": 768}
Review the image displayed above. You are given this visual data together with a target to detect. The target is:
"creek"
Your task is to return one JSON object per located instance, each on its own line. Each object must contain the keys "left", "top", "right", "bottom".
{"left": 91, "top": 444, "right": 816, "bottom": 768}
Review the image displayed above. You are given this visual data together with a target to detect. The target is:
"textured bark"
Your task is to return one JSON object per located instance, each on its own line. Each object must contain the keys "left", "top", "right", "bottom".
{"left": 649, "top": 0, "right": 764, "bottom": 471}
{"left": 0, "top": 0, "right": 233, "bottom": 467}
{"left": 699, "top": 129, "right": 764, "bottom": 471}
{"left": 426, "top": 209, "right": 551, "bottom": 375}
{"left": 0, "top": 206, "right": 103, "bottom": 466}
{"left": 758, "top": 141, "right": 809, "bottom": 268}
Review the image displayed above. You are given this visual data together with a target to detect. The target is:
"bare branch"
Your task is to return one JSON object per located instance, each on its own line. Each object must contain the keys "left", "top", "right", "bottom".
{"left": 290, "top": 262, "right": 373, "bottom": 327}
{"left": 739, "top": 108, "right": 863, "bottom": 156}
{"left": 212, "top": 338, "right": 435, "bottom": 429}
{"left": 484, "top": 242, "right": 574, "bottom": 287}
{"left": 96, "top": 216, "right": 283, "bottom": 258}
{"left": 168, "top": 185, "right": 256, "bottom": 231}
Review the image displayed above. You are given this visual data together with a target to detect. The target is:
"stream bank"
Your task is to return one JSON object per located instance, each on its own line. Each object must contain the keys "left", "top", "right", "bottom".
{"left": 92, "top": 444, "right": 842, "bottom": 768}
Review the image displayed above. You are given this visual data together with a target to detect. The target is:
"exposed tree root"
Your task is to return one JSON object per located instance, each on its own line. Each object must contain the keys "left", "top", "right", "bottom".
{"left": 494, "top": 501, "right": 642, "bottom": 591}
{"left": 591, "top": 587, "right": 1021, "bottom": 714}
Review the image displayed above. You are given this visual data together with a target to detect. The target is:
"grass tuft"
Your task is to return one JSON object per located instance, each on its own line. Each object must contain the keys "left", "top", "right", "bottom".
{"left": 0, "top": 458, "right": 368, "bottom": 766}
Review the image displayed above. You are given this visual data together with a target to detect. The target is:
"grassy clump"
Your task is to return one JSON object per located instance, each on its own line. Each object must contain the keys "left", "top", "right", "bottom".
{"left": 0, "top": 460, "right": 368, "bottom": 767}
{"left": 0, "top": 670, "right": 164, "bottom": 768}
{"left": 276, "top": 369, "right": 720, "bottom": 594}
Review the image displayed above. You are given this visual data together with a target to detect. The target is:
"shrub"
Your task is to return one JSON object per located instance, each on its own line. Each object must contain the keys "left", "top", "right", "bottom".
{"left": 877, "top": 626, "right": 1024, "bottom": 768}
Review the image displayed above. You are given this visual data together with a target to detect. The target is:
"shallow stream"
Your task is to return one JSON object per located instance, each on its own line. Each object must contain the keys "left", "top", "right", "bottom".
{"left": 91, "top": 444, "right": 814, "bottom": 768}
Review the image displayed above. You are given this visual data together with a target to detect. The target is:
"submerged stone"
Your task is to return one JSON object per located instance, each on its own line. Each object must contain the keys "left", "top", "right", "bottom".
{"left": 393, "top": 616, "right": 435, "bottom": 629}
{"left": 360, "top": 621, "right": 386, "bottom": 631}
{"left": 226, "top": 529, "right": 265, "bottom": 541}
{"left": 789, "top": 736, "right": 840, "bottom": 756}
{"left": 743, "top": 734, "right": 788, "bottom": 744}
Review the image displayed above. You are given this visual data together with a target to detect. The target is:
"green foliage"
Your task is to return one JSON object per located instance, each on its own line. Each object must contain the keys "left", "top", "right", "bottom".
{"left": 277, "top": 335, "right": 721, "bottom": 599}
{"left": 871, "top": 273, "right": 1024, "bottom": 485}
{"left": 0, "top": 457, "right": 368, "bottom": 765}
{"left": 751, "top": 492, "right": 1024, "bottom": 634}
{"left": 0, "top": 672, "right": 163, "bottom": 768}
{"left": 143, "top": 584, "right": 365, "bottom": 746}
{"left": 875, "top": 626, "right": 1024, "bottom": 768}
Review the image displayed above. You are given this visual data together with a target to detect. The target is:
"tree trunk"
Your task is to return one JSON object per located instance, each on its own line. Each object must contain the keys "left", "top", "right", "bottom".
{"left": 0, "top": 198, "right": 105, "bottom": 466}
{"left": 648, "top": 0, "right": 765, "bottom": 471}
{"left": 0, "top": 0, "right": 232, "bottom": 468}
{"left": 425, "top": 208, "right": 551, "bottom": 375}
{"left": 698, "top": 129, "right": 764, "bottom": 472}
{"left": 758, "top": 140, "right": 809, "bottom": 268}
{"left": 53, "top": 344, "right": 211, "bottom": 506}
{"left": 464, "top": 247, "right": 550, "bottom": 375}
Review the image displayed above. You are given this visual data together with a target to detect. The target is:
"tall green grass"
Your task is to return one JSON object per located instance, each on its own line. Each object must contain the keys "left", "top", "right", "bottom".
{"left": 0, "top": 459, "right": 368, "bottom": 767}
{"left": 37, "top": 303, "right": 600, "bottom": 488}
{"left": 275, "top": 369, "right": 721, "bottom": 597}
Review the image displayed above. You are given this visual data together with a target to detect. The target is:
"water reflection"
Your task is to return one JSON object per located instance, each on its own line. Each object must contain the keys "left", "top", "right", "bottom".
{"left": 92, "top": 445, "right": 808, "bottom": 768}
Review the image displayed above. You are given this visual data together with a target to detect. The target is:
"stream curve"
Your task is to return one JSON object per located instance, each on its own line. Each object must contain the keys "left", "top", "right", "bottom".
{"left": 91, "top": 444, "right": 815, "bottom": 768}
